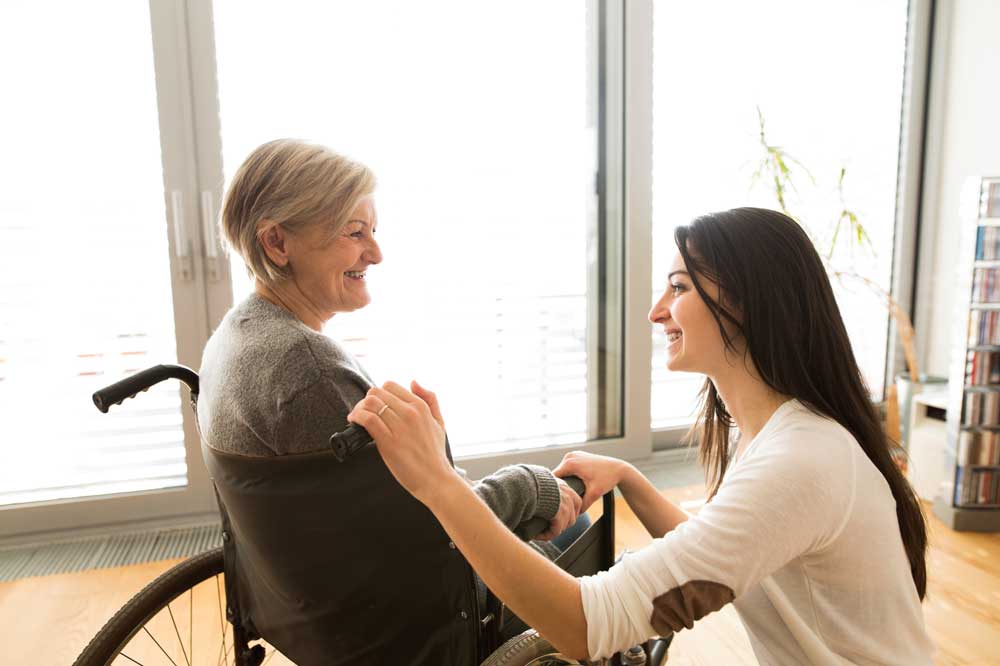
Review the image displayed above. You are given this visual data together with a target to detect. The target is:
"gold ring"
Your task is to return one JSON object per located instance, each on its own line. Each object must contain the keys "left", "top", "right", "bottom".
{"left": 377, "top": 404, "right": 390, "bottom": 417}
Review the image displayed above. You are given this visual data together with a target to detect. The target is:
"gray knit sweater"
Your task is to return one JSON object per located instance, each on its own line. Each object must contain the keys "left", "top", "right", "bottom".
{"left": 197, "top": 293, "right": 562, "bottom": 534}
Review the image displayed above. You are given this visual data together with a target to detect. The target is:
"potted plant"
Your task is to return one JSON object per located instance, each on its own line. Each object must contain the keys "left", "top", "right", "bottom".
{"left": 751, "top": 108, "right": 945, "bottom": 460}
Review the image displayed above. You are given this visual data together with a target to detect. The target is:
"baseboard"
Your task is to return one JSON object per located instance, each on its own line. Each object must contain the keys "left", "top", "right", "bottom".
{"left": 933, "top": 497, "right": 1000, "bottom": 532}
{"left": 0, "top": 519, "right": 223, "bottom": 582}
{"left": 0, "top": 510, "right": 220, "bottom": 551}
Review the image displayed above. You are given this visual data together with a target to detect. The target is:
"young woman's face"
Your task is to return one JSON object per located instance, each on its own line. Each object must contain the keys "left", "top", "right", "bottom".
{"left": 648, "top": 251, "right": 736, "bottom": 376}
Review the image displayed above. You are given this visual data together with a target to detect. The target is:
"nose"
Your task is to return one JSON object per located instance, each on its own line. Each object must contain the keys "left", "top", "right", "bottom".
{"left": 648, "top": 289, "right": 672, "bottom": 325}
{"left": 364, "top": 237, "right": 383, "bottom": 265}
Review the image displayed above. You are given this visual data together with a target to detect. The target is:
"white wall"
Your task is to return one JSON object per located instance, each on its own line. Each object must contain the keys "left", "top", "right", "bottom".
{"left": 918, "top": 0, "right": 1000, "bottom": 377}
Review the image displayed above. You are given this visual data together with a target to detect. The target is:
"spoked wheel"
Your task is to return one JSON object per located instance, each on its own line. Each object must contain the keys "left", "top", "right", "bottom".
{"left": 72, "top": 548, "right": 290, "bottom": 666}
{"left": 480, "top": 630, "right": 597, "bottom": 666}
{"left": 481, "top": 630, "right": 671, "bottom": 666}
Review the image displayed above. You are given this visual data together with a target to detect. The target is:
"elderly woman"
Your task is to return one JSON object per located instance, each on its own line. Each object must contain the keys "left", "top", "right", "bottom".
{"left": 197, "top": 139, "right": 581, "bottom": 665}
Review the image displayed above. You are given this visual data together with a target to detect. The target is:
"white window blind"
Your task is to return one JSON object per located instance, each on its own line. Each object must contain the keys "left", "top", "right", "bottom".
{"left": 215, "top": 0, "right": 599, "bottom": 456}
{"left": 0, "top": 2, "right": 187, "bottom": 506}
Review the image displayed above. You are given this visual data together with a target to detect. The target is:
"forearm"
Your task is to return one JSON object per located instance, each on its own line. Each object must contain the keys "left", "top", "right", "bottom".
{"left": 427, "top": 472, "right": 590, "bottom": 660}
{"left": 470, "top": 465, "right": 560, "bottom": 532}
{"left": 618, "top": 464, "right": 690, "bottom": 538}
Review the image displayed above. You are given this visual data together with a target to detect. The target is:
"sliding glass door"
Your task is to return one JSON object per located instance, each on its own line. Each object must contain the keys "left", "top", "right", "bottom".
{"left": 187, "top": 0, "right": 642, "bottom": 476}
{"left": 0, "top": 0, "right": 923, "bottom": 537}
{"left": 0, "top": 0, "right": 223, "bottom": 538}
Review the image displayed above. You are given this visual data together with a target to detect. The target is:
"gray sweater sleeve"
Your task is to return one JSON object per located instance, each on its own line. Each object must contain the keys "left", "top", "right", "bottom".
{"left": 470, "top": 464, "right": 562, "bottom": 533}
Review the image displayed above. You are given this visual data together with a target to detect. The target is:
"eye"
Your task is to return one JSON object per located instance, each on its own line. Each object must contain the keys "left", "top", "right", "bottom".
{"left": 670, "top": 282, "right": 686, "bottom": 295}
{"left": 345, "top": 223, "right": 367, "bottom": 239}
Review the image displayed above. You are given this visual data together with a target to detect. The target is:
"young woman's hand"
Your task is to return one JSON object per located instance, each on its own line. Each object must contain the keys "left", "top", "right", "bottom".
{"left": 552, "top": 451, "right": 630, "bottom": 512}
{"left": 348, "top": 380, "right": 458, "bottom": 505}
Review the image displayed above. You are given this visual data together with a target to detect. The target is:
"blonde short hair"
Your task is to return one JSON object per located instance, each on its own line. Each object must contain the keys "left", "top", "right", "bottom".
{"left": 221, "top": 139, "right": 376, "bottom": 284}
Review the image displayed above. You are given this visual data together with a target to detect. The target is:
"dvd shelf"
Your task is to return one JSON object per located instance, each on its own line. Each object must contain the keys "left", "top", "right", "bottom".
{"left": 936, "top": 177, "right": 1000, "bottom": 531}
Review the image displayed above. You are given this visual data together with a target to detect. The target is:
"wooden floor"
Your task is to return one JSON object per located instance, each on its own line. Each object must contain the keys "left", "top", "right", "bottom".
{"left": 3, "top": 486, "right": 999, "bottom": 665}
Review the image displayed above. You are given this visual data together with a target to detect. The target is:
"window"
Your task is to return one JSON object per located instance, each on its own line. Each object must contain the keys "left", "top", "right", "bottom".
{"left": 1, "top": 0, "right": 925, "bottom": 538}
{"left": 213, "top": 0, "right": 621, "bottom": 455}
{"left": 651, "top": 0, "right": 910, "bottom": 429}
{"left": 0, "top": 2, "right": 186, "bottom": 506}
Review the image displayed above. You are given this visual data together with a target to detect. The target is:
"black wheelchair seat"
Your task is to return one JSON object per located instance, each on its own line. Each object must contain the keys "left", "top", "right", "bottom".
{"left": 203, "top": 440, "right": 483, "bottom": 666}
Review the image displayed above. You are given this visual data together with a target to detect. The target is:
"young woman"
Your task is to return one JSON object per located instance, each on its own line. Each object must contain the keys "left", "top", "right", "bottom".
{"left": 350, "top": 208, "right": 935, "bottom": 665}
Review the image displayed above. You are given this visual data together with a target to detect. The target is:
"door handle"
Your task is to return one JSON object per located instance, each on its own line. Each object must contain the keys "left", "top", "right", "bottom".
{"left": 200, "top": 190, "right": 222, "bottom": 282}
{"left": 171, "top": 190, "right": 193, "bottom": 281}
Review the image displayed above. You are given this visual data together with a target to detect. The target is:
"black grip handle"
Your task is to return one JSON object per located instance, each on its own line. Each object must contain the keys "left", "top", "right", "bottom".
{"left": 329, "top": 422, "right": 373, "bottom": 462}
{"left": 93, "top": 364, "right": 199, "bottom": 413}
{"left": 517, "top": 475, "right": 585, "bottom": 541}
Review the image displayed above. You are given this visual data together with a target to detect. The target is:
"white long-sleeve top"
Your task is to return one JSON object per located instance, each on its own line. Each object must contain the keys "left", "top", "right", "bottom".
{"left": 579, "top": 399, "right": 934, "bottom": 665}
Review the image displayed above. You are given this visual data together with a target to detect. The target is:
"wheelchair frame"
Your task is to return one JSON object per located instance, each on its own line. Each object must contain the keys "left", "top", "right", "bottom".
{"left": 74, "top": 364, "right": 668, "bottom": 666}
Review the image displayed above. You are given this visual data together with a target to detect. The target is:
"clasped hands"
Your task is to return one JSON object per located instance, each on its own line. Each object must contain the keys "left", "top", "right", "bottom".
{"left": 348, "top": 381, "right": 630, "bottom": 541}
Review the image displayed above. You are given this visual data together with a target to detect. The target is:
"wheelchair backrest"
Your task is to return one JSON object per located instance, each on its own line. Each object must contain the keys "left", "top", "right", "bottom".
{"left": 202, "top": 441, "right": 481, "bottom": 666}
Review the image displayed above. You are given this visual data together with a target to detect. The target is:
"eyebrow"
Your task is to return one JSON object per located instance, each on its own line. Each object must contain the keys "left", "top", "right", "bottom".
{"left": 667, "top": 270, "right": 689, "bottom": 280}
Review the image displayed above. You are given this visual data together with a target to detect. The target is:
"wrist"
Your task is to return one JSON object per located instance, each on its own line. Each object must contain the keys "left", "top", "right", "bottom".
{"left": 616, "top": 461, "right": 640, "bottom": 490}
{"left": 530, "top": 466, "right": 562, "bottom": 521}
{"left": 423, "top": 469, "right": 470, "bottom": 510}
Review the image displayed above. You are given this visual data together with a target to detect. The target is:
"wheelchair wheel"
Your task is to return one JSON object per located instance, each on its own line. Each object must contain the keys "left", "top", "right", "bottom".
{"left": 481, "top": 629, "right": 672, "bottom": 666}
{"left": 72, "top": 547, "right": 289, "bottom": 666}
{"left": 481, "top": 630, "right": 592, "bottom": 666}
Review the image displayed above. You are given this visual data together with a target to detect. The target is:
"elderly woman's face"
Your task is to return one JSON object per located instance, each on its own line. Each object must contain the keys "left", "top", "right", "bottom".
{"left": 287, "top": 195, "right": 382, "bottom": 317}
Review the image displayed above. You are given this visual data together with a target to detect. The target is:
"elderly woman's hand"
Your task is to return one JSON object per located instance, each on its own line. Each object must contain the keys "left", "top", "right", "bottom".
{"left": 535, "top": 476, "right": 583, "bottom": 541}
{"left": 348, "top": 380, "right": 458, "bottom": 504}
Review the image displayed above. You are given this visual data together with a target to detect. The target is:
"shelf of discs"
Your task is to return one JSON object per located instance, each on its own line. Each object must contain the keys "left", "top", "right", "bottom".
{"left": 937, "top": 177, "right": 1000, "bottom": 531}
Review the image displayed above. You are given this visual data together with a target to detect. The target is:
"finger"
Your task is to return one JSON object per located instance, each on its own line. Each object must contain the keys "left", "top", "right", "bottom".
{"left": 552, "top": 452, "right": 584, "bottom": 478}
{"left": 348, "top": 399, "right": 396, "bottom": 442}
{"left": 411, "top": 380, "right": 445, "bottom": 425}
{"left": 351, "top": 394, "right": 387, "bottom": 418}
{"left": 582, "top": 490, "right": 603, "bottom": 511}
{"left": 362, "top": 393, "right": 388, "bottom": 415}
{"left": 354, "top": 395, "right": 398, "bottom": 430}
{"left": 548, "top": 515, "right": 570, "bottom": 541}
{"left": 368, "top": 386, "right": 413, "bottom": 420}
{"left": 357, "top": 393, "right": 408, "bottom": 434}
{"left": 538, "top": 517, "right": 565, "bottom": 542}
{"left": 552, "top": 459, "right": 575, "bottom": 478}
{"left": 381, "top": 380, "right": 421, "bottom": 405}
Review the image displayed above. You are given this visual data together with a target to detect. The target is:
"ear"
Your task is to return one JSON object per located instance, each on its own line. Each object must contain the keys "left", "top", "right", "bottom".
{"left": 257, "top": 220, "right": 290, "bottom": 267}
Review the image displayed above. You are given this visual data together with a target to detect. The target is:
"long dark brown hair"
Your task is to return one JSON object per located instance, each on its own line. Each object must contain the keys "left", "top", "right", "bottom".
{"left": 675, "top": 207, "right": 927, "bottom": 600}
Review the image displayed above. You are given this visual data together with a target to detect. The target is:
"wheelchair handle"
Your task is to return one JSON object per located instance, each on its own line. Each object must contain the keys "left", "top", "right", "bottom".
{"left": 329, "top": 422, "right": 372, "bottom": 462}
{"left": 93, "top": 364, "right": 200, "bottom": 413}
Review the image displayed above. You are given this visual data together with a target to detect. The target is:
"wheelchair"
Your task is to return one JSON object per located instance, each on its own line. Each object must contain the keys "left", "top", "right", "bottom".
{"left": 73, "top": 365, "right": 671, "bottom": 666}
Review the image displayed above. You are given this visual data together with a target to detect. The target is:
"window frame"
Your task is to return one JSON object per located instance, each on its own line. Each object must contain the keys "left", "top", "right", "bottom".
{"left": 0, "top": 0, "right": 931, "bottom": 541}
{"left": 458, "top": 0, "right": 655, "bottom": 477}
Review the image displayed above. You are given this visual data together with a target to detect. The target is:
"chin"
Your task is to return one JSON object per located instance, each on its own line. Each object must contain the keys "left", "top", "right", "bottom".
{"left": 666, "top": 354, "right": 691, "bottom": 373}
{"left": 332, "top": 297, "right": 370, "bottom": 314}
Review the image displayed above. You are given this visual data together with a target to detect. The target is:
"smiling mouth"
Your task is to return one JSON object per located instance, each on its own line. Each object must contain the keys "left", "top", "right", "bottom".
{"left": 345, "top": 271, "right": 366, "bottom": 280}
{"left": 667, "top": 331, "right": 682, "bottom": 344}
